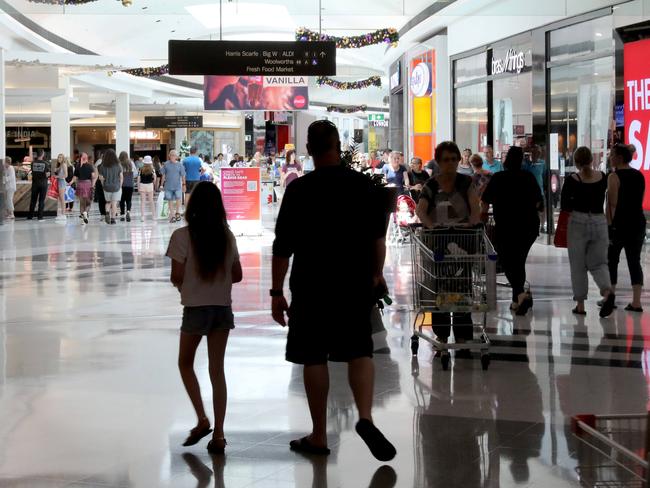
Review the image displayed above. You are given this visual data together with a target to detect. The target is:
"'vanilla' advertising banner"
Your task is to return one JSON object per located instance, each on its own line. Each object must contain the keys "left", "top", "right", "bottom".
{"left": 204, "top": 76, "right": 308, "bottom": 111}
{"left": 625, "top": 39, "right": 650, "bottom": 210}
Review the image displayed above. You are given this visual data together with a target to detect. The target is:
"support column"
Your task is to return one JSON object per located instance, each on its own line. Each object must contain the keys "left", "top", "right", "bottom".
{"left": 115, "top": 93, "right": 130, "bottom": 156}
{"left": 0, "top": 48, "right": 5, "bottom": 159}
{"left": 51, "top": 73, "right": 71, "bottom": 158}
{"left": 175, "top": 127, "right": 188, "bottom": 153}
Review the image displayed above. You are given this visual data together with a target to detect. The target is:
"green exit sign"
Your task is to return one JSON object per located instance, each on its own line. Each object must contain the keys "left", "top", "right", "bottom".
{"left": 368, "top": 114, "right": 385, "bottom": 122}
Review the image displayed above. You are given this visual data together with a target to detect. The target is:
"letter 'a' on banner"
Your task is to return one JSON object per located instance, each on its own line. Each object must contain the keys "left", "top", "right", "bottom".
{"left": 625, "top": 38, "right": 650, "bottom": 210}
{"left": 220, "top": 167, "right": 262, "bottom": 235}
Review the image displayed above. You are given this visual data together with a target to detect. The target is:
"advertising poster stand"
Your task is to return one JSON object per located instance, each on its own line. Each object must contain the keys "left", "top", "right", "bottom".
{"left": 220, "top": 167, "right": 262, "bottom": 235}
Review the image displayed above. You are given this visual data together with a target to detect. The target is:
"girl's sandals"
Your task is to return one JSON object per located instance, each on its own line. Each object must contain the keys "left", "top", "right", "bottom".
{"left": 207, "top": 438, "right": 227, "bottom": 455}
{"left": 182, "top": 423, "right": 213, "bottom": 447}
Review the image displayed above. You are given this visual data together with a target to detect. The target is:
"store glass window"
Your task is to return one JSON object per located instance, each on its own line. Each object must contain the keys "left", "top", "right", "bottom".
{"left": 549, "top": 16, "right": 613, "bottom": 62}
{"left": 492, "top": 73, "right": 532, "bottom": 160}
{"left": 549, "top": 56, "right": 614, "bottom": 171}
{"left": 455, "top": 82, "right": 488, "bottom": 153}
{"left": 455, "top": 52, "right": 487, "bottom": 84}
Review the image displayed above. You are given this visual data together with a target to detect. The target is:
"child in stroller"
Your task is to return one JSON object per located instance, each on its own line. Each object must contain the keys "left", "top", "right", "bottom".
{"left": 389, "top": 194, "right": 418, "bottom": 245}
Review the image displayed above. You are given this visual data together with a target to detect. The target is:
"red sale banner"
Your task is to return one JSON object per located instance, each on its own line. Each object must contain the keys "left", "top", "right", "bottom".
{"left": 625, "top": 39, "right": 650, "bottom": 210}
{"left": 220, "top": 167, "right": 261, "bottom": 223}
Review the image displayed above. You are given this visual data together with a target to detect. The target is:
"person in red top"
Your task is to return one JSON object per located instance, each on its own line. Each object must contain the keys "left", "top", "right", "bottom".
{"left": 369, "top": 150, "right": 381, "bottom": 169}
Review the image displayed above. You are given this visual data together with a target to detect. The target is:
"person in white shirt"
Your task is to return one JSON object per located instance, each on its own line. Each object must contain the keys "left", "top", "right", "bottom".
{"left": 3, "top": 157, "right": 16, "bottom": 220}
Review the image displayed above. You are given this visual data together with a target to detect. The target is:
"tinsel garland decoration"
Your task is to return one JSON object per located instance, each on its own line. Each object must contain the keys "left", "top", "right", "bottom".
{"left": 27, "top": 0, "right": 133, "bottom": 5}
{"left": 109, "top": 64, "right": 169, "bottom": 77}
{"left": 317, "top": 76, "right": 381, "bottom": 90}
{"left": 326, "top": 104, "right": 367, "bottom": 113}
{"left": 296, "top": 28, "right": 399, "bottom": 48}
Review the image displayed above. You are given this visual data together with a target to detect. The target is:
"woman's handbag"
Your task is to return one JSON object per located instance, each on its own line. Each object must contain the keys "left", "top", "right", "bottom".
{"left": 46, "top": 176, "right": 59, "bottom": 200}
{"left": 554, "top": 211, "right": 570, "bottom": 248}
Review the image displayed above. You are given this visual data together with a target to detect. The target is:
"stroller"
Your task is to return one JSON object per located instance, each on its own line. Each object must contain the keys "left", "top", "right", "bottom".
{"left": 388, "top": 194, "right": 418, "bottom": 245}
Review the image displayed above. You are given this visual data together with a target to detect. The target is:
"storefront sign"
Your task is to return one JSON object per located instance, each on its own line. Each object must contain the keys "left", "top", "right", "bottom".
{"left": 370, "top": 120, "right": 389, "bottom": 127}
{"left": 491, "top": 48, "right": 526, "bottom": 75}
{"left": 134, "top": 143, "right": 161, "bottom": 151}
{"left": 111, "top": 130, "right": 160, "bottom": 141}
{"left": 410, "top": 62, "right": 431, "bottom": 97}
{"left": 169, "top": 40, "right": 336, "bottom": 76}
{"left": 624, "top": 39, "right": 650, "bottom": 209}
{"left": 368, "top": 114, "right": 385, "bottom": 122}
{"left": 220, "top": 167, "right": 261, "bottom": 233}
{"left": 144, "top": 116, "right": 202, "bottom": 129}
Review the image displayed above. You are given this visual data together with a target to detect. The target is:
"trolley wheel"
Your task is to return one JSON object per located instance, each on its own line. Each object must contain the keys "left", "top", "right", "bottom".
{"left": 441, "top": 353, "right": 450, "bottom": 371}
{"left": 481, "top": 354, "right": 491, "bottom": 371}
{"left": 410, "top": 335, "right": 419, "bottom": 356}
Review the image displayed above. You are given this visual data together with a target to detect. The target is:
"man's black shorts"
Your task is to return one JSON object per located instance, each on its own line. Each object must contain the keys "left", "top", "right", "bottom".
{"left": 186, "top": 180, "right": 199, "bottom": 194}
{"left": 286, "top": 301, "right": 373, "bottom": 365}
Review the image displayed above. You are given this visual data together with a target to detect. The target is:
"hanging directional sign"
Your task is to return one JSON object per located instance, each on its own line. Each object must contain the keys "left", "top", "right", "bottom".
{"left": 168, "top": 40, "right": 337, "bottom": 76}
{"left": 144, "top": 116, "right": 203, "bottom": 129}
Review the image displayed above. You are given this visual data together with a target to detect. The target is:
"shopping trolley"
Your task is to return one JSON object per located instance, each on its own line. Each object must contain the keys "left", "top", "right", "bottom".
{"left": 572, "top": 413, "right": 650, "bottom": 487}
{"left": 409, "top": 225, "right": 498, "bottom": 370}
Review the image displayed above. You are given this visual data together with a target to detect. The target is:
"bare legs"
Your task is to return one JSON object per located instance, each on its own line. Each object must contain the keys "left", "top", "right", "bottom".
{"left": 348, "top": 357, "right": 374, "bottom": 421}
{"left": 58, "top": 190, "right": 66, "bottom": 217}
{"left": 303, "top": 365, "right": 330, "bottom": 447}
{"left": 207, "top": 329, "right": 229, "bottom": 445}
{"left": 178, "top": 330, "right": 230, "bottom": 446}
{"left": 105, "top": 200, "right": 119, "bottom": 221}
{"left": 302, "top": 357, "right": 375, "bottom": 448}
{"left": 179, "top": 332, "right": 209, "bottom": 426}
{"left": 139, "top": 191, "right": 155, "bottom": 220}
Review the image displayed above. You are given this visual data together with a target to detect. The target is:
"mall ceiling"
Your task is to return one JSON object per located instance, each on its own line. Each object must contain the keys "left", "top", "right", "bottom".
{"left": 0, "top": 0, "right": 454, "bottom": 119}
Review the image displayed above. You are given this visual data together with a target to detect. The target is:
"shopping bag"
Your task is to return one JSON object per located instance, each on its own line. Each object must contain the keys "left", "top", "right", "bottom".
{"left": 156, "top": 192, "right": 169, "bottom": 219}
{"left": 46, "top": 177, "right": 59, "bottom": 200}
{"left": 64, "top": 185, "right": 75, "bottom": 203}
{"left": 554, "top": 210, "right": 570, "bottom": 248}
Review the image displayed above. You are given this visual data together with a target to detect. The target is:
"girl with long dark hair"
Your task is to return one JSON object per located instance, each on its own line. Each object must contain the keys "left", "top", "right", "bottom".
{"left": 166, "top": 181, "right": 242, "bottom": 455}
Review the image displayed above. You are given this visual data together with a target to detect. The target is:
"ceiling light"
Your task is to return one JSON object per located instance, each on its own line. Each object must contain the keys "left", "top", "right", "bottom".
{"left": 186, "top": 3, "right": 294, "bottom": 30}
{"left": 596, "top": 32, "right": 603, "bottom": 37}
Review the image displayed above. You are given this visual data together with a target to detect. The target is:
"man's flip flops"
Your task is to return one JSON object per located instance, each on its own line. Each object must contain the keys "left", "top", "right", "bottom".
{"left": 289, "top": 437, "right": 331, "bottom": 456}
{"left": 356, "top": 419, "right": 396, "bottom": 462}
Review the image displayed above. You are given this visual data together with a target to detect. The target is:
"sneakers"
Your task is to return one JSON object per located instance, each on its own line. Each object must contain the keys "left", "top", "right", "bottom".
{"left": 110, "top": 218, "right": 116, "bottom": 225}
{"left": 105, "top": 214, "right": 111, "bottom": 224}
{"left": 126, "top": 211, "right": 131, "bottom": 222}
{"left": 82, "top": 212, "right": 89, "bottom": 224}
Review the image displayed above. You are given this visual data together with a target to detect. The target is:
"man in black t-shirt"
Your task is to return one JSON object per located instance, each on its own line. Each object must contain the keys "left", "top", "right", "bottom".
{"left": 271, "top": 120, "right": 396, "bottom": 462}
{"left": 28, "top": 149, "right": 50, "bottom": 220}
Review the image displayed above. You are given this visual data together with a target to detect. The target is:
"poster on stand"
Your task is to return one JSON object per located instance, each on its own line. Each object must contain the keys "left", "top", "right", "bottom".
{"left": 625, "top": 39, "right": 650, "bottom": 210}
{"left": 221, "top": 167, "right": 262, "bottom": 234}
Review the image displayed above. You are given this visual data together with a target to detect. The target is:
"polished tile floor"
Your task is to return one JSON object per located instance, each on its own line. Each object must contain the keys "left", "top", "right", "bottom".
{"left": 0, "top": 204, "right": 649, "bottom": 487}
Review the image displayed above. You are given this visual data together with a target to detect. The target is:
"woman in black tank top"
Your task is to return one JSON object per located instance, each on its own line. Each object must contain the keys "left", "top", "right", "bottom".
{"left": 607, "top": 144, "right": 647, "bottom": 312}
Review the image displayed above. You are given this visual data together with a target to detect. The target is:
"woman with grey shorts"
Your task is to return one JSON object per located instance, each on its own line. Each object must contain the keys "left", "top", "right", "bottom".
{"left": 561, "top": 146, "right": 616, "bottom": 317}
{"left": 98, "top": 149, "right": 123, "bottom": 225}
{"left": 166, "top": 181, "right": 242, "bottom": 455}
